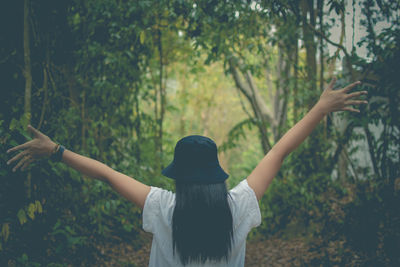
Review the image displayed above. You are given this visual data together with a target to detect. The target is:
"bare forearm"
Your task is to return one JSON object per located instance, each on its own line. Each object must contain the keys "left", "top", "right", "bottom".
{"left": 248, "top": 103, "right": 326, "bottom": 200}
{"left": 7, "top": 125, "right": 151, "bottom": 208}
{"left": 246, "top": 79, "right": 366, "bottom": 200}
{"left": 61, "top": 149, "right": 150, "bottom": 208}
{"left": 61, "top": 149, "right": 110, "bottom": 181}
{"left": 271, "top": 103, "right": 326, "bottom": 160}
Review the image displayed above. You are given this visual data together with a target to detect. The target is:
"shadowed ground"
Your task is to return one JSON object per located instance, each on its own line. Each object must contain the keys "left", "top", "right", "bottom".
{"left": 92, "top": 231, "right": 348, "bottom": 267}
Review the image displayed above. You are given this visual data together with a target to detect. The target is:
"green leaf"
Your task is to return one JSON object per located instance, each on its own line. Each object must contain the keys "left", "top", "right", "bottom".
{"left": 1, "top": 223, "right": 10, "bottom": 242}
{"left": 27, "top": 203, "right": 36, "bottom": 220}
{"left": 9, "top": 118, "right": 19, "bottom": 131}
{"left": 21, "top": 253, "right": 28, "bottom": 262}
{"left": 19, "top": 113, "right": 30, "bottom": 128}
{"left": 17, "top": 209, "right": 27, "bottom": 225}
{"left": 21, "top": 129, "right": 31, "bottom": 140}
{"left": 140, "top": 31, "right": 145, "bottom": 44}
{"left": 35, "top": 200, "right": 43, "bottom": 213}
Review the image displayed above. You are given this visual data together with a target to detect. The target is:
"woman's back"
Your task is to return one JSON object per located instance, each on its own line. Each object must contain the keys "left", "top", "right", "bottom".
{"left": 142, "top": 179, "right": 261, "bottom": 267}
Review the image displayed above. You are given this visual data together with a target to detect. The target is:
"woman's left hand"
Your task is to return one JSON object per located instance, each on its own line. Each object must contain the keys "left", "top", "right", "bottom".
{"left": 317, "top": 77, "right": 368, "bottom": 114}
{"left": 7, "top": 125, "right": 56, "bottom": 172}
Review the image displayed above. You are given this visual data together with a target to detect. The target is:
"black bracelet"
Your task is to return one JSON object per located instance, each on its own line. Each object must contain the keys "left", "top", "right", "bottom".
{"left": 51, "top": 145, "right": 65, "bottom": 162}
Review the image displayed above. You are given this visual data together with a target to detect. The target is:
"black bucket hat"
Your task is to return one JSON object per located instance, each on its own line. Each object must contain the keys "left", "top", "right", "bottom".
{"left": 162, "top": 135, "right": 229, "bottom": 184}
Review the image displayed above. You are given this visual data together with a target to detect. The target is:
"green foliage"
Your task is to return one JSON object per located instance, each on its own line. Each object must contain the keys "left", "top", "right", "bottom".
{"left": 220, "top": 118, "right": 255, "bottom": 152}
{"left": 342, "top": 182, "right": 400, "bottom": 266}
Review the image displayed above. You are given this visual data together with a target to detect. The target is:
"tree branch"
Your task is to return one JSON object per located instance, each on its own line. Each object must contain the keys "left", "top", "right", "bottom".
{"left": 329, "top": 120, "right": 355, "bottom": 172}
{"left": 363, "top": 124, "right": 381, "bottom": 179}
{"left": 305, "top": 21, "right": 350, "bottom": 58}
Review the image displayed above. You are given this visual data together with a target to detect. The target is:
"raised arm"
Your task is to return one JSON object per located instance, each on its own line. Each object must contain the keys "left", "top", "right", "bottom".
{"left": 247, "top": 78, "right": 368, "bottom": 200}
{"left": 7, "top": 125, "right": 150, "bottom": 209}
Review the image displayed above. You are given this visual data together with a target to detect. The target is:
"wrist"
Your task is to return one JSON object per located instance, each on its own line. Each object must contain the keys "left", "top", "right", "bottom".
{"left": 49, "top": 143, "right": 65, "bottom": 162}
{"left": 47, "top": 141, "right": 58, "bottom": 157}
{"left": 315, "top": 101, "right": 329, "bottom": 116}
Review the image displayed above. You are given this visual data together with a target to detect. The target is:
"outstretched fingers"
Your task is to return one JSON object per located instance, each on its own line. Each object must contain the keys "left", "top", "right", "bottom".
{"left": 345, "top": 100, "right": 368, "bottom": 105}
{"left": 21, "top": 157, "right": 35, "bottom": 171}
{"left": 342, "top": 81, "right": 361, "bottom": 93}
{"left": 7, "top": 140, "right": 34, "bottom": 154}
{"left": 27, "top": 124, "right": 44, "bottom": 138}
{"left": 342, "top": 107, "right": 360, "bottom": 113}
{"left": 12, "top": 155, "right": 32, "bottom": 172}
{"left": 7, "top": 150, "right": 29, "bottom": 165}
{"left": 346, "top": 90, "right": 368, "bottom": 99}
{"left": 326, "top": 77, "right": 337, "bottom": 90}
{"left": 342, "top": 89, "right": 368, "bottom": 113}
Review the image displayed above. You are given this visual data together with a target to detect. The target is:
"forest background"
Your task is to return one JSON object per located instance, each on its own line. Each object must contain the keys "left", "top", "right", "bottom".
{"left": 1, "top": 0, "right": 399, "bottom": 266}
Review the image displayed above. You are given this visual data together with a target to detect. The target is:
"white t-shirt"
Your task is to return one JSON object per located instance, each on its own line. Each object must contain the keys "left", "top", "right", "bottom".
{"left": 142, "top": 179, "right": 261, "bottom": 267}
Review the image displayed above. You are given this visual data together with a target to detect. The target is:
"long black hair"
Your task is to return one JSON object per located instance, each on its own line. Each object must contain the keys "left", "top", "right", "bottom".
{"left": 172, "top": 181, "right": 234, "bottom": 265}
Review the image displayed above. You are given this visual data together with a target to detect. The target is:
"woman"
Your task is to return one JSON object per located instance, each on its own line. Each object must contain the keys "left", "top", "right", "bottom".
{"left": 7, "top": 78, "right": 367, "bottom": 266}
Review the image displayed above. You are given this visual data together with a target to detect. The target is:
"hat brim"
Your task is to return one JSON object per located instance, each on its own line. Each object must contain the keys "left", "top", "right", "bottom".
{"left": 161, "top": 161, "right": 229, "bottom": 184}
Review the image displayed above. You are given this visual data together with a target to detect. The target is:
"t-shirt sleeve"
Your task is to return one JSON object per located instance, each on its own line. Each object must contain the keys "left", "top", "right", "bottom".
{"left": 229, "top": 179, "right": 262, "bottom": 230}
{"left": 142, "top": 186, "right": 175, "bottom": 234}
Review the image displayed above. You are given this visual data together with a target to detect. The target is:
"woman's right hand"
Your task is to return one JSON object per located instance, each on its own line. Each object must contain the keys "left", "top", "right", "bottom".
{"left": 317, "top": 77, "right": 368, "bottom": 114}
{"left": 7, "top": 125, "right": 56, "bottom": 172}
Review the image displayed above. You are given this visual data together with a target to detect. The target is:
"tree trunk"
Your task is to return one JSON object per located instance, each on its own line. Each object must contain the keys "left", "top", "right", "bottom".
{"left": 301, "top": 0, "right": 324, "bottom": 169}
{"left": 24, "top": 0, "right": 32, "bottom": 122}
{"left": 229, "top": 59, "right": 275, "bottom": 154}
{"left": 318, "top": 0, "right": 324, "bottom": 92}
{"left": 38, "top": 67, "right": 48, "bottom": 130}
{"left": 300, "top": 0, "right": 317, "bottom": 108}
{"left": 336, "top": 57, "right": 352, "bottom": 182}
{"left": 134, "top": 83, "right": 141, "bottom": 163}
{"left": 80, "top": 91, "right": 86, "bottom": 151}
{"left": 293, "top": 33, "right": 299, "bottom": 123}
{"left": 154, "top": 28, "right": 166, "bottom": 172}
{"left": 328, "top": 8, "right": 345, "bottom": 78}
{"left": 158, "top": 29, "right": 163, "bottom": 161}
{"left": 274, "top": 46, "right": 289, "bottom": 142}
{"left": 23, "top": 0, "right": 32, "bottom": 199}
